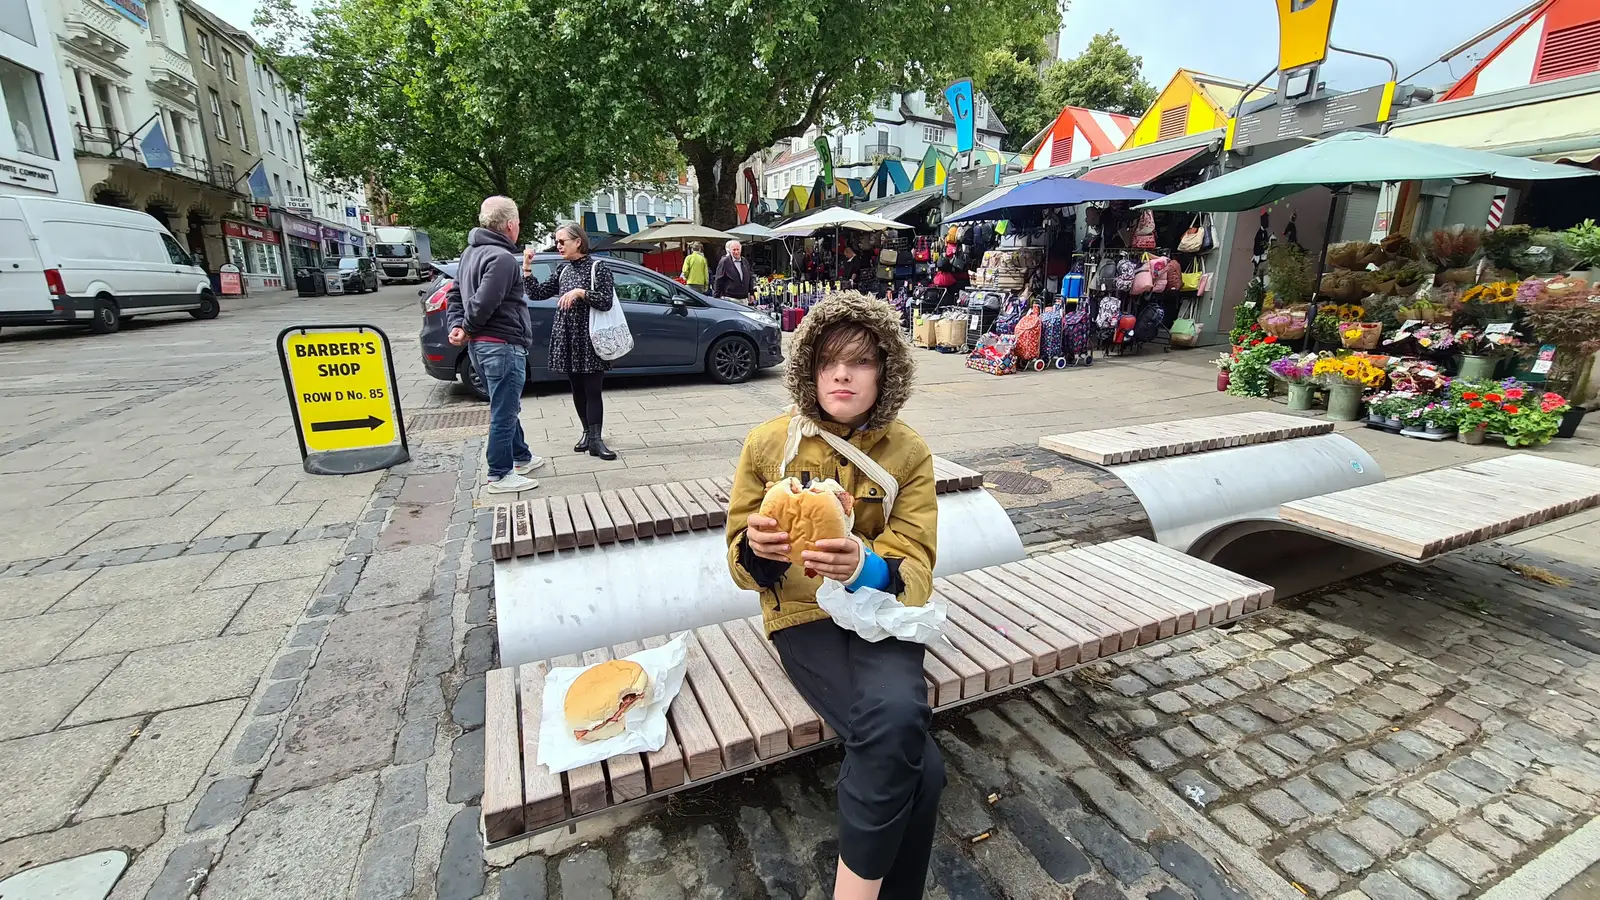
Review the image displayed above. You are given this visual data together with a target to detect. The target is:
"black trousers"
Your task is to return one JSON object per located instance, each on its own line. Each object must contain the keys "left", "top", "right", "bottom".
{"left": 773, "top": 620, "right": 944, "bottom": 900}
{"left": 568, "top": 372, "right": 604, "bottom": 430}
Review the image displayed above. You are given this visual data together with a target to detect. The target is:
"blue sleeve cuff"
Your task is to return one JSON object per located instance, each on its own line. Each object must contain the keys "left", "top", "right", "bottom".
{"left": 846, "top": 547, "right": 892, "bottom": 593}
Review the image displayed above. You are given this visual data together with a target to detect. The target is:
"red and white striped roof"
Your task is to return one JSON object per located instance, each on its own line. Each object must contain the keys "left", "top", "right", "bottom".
{"left": 1024, "top": 106, "right": 1137, "bottom": 173}
{"left": 1444, "top": 0, "right": 1600, "bottom": 100}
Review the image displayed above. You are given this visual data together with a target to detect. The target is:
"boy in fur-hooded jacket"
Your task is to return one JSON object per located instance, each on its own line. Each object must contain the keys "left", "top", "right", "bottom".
{"left": 725, "top": 291, "right": 942, "bottom": 900}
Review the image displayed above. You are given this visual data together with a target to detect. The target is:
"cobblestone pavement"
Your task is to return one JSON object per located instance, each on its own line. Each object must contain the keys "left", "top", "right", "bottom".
{"left": 3, "top": 287, "right": 1600, "bottom": 899}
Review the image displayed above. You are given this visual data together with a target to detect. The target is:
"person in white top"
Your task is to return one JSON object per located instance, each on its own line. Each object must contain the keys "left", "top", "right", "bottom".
{"left": 713, "top": 239, "right": 755, "bottom": 300}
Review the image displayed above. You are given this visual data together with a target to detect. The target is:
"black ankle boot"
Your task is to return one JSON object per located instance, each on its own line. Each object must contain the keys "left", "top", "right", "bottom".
{"left": 587, "top": 424, "right": 617, "bottom": 461}
{"left": 574, "top": 428, "right": 589, "bottom": 453}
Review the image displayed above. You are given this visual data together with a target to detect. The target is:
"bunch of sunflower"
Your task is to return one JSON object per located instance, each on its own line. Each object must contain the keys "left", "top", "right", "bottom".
{"left": 1461, "top": 282, "right": 1519, "bottom": 304}
{"left": 1314, "top": 355, "right": 1387, "bottom": 388}
{"left": 1327, "top": 303, "right": 1367, "bottom": 321}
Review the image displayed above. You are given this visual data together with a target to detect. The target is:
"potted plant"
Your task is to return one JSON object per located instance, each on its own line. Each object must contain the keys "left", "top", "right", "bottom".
{"left": 1268, "top": 354, "right": 1319, "bottom": 410}
{"left": 1455, "top": 394, "right": 1491, "bottom": 444}
{"left": 1423, "top": 401, "right": 1457, "bottom": 436}
{"left": 1227, "top": 339, "right": 1293, "bottom": 398}
{"left": 1460, "top": 281, "right": 1521, "bottom": 323}
{"left": 1453, "top": 326, "right": 1525, "bottom": 382}
{"left": 1492, "top": 384, "right": 1569, "bottom": 447}
{"left": 1522, "top": 291, "right": 1600, "bottom": 437}
{"left": 1314, "top": 354, "right": 1387, "bottom": 421}
{"left": 1564, "top": 219, "right": 1600, "bottom": 281}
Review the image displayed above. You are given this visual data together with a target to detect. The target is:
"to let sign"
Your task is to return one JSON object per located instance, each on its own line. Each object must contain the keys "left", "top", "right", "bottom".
{"left": 277, "top": 325, "right": 409, "bottom": 474}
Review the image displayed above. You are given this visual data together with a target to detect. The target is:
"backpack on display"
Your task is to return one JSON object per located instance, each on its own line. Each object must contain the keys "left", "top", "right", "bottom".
{"left": 913, "top": 236, "right": 932, "bottom": 262}
{"left": 1114, "top": 258, "right": 1137, "bottom": 292}
{"left": 1095, "top": 296, "right": 1123, "bottom": 330}
{"left": 1165, "top": 256, "right": 1183, "bottom": 291}
{"left": 1131, "top": 263, "right": 1153, "bottom": 296}
{"left": 1134, "top": 302, "right": 1165, "bottom": 343}
{"left": 1149, "top": 258, "right": 1168, "bottom": 294}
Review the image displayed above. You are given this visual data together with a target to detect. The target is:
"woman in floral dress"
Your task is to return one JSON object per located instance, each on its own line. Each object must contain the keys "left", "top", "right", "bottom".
{"left": 526, "top": 222, "right": 620, "bottom": 460}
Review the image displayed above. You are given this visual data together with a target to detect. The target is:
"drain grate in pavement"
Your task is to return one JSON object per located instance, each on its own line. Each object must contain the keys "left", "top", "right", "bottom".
{"left": 410, "top": 408, "right": 491, "bottom": 430}
{"left": 985, "top": 471, "right": 1050, "bottom": 495}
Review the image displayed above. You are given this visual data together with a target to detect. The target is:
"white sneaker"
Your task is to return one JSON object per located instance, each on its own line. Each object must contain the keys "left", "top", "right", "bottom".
{"left": 485, "top": 472, "right": 538, "bottom": 494}
{"left": 514, "top": 456, "right": 546, "bottom": 476}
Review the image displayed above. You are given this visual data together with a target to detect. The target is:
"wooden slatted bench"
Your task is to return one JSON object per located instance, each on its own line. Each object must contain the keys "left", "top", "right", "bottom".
{"left": 480, "top": 536, "right": 1275, "bottom": 844}
{"left": 1039, "top": 412, "right": 1334, "bottom": 466}
{"left": 489, "top": 457, "right": 986, "bottom": 560}
{"left": 1279, "top": 453, "right": 1600, "bottom": 561}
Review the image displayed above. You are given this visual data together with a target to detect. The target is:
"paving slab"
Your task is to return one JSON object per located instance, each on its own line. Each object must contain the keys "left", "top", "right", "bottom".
{"left": 201, "top": 773, "right": 378, "bottom": 900}
{"left": 199, "top": 541, "right": 345, "bottom": 589}
{"left": 0, "top": 656, "right": 122, "bottom": 741}
{"left": 60, "top": 590, "right": 247, "bottom": 660}
{"left": 224, "top": 576, "right": 321, "bottom": 634}
{"left": 65, "top": 631, "right": 282, "bottom": 725}
{"left": 345, "top": 545, "right": 437, "bottom": 611}
{"left": 2, "top": 608, "right": 104, "bottom": 672}
{"left": 80, "top": 699, "right": 246, "bottom": 818}
{"left": 197, "top": 502, "right": 322, "bottom": 540}
{"left": 55, "top": 555, "right": 226, "bottom": 609}
{"left": 0, "top": 718, "right": 138, "bottom": 841}
{"left": 0, "top": 570, "right": 92, "bottom": 619}
{"left": 0, "top": 807, "right": 163, "bottom": 879}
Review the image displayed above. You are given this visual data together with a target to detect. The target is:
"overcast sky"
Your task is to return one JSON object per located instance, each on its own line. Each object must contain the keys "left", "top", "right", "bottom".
{"left": 204, "top": 0, "right": 1536, "bottom": 95}
{"left": 1059, "top": 0, "right": 1536, "bottom": 94}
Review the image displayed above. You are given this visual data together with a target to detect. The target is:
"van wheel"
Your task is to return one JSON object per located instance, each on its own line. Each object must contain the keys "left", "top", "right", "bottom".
{"left": 190, "top": 294, "right": 220, "bottom": 319}
{"left": 89, "top": 297, "right": 120, "bottom": 334}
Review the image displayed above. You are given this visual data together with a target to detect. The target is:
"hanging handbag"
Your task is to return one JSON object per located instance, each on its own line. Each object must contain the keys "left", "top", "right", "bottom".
{"left": 1131, "top": 262, "right": 1153, "bottom": 296}
{"left": 1149, "top": 257, "right": 1169, "bottom": 295}
{"left": 1178, "top": 216, "right": 1206, "bottom": 254}
{"left": 1165, "top": 256, "right": 1183, "bottom": 292}
{"left": 587, "top": 260, "right": 634, "bottom": 361}
{"left": 1181, "top": 258, "right": 1204, "bottom": 292}
{"left": 1169, "top": 297, "right": 1202, "bottom": 348}
{"left": 1132, "top": 210, "right": 1157, "bottom": 250}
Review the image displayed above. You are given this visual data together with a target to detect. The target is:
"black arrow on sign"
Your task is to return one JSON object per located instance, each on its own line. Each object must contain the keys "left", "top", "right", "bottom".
{"left": 311, "top": 415, "right": 385, "bottom": 433}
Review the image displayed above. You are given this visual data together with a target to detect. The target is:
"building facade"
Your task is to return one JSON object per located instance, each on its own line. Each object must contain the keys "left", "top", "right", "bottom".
{"left": 174, "top": 0, "right": 256, "bottom": 273}
{"left": 1, "top": 0, "right": 83, "bottom": 198}
{"left": 46, "top": 0, "right": 245, "bottom": 268}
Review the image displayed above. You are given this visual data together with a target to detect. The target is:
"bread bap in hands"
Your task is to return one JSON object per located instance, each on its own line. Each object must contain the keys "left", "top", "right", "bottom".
{"left": 758, "top": 477, "right": 855, "bottom": 567}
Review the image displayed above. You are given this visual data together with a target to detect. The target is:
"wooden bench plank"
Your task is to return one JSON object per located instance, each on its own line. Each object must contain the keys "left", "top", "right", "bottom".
{"left": 1040, "top": 412, "right": 1335, "bottom": 465}
{"left": 483, "top": 667, "right": 524, "bottom": 841}
{"left": 599, "top": 489, "right": 636, "bottom": 541}
{"left": 578, "top": 647, "right": 648, "bottom": 803}
{"left": 936, "top": 613, "right": 1012, "bottom": 692}
{"left": 685, "top": 479, "right": 727, "bottom": 528}
{"left": 618, "top": 488, "right": 655, "bottom": 538}
{"left": 936, "top": 589, "right": 1035, "bottom": 683}
{"left": 569, "top": 492, "right": 597, "bottom": 548}
{"left": 548, "top": 496, "right": 578, "bottom": 551}
{"left": 665, "top": 481, "right": 708, "bottom": 530}
{"left": 739, "top": 617, "right": 850, "bottom": 735}
{"left": 512, "top": 501, "right": 534, "bottom": 557}
{"left": 492, "top": 506, "right": 513, "bottom": 560}
{"left": 1036, "top": 552, "right": 1185, "bottom": 641}
{"left": 642, "top": 635, "right": 721, "bottom": 781}
{"left": 1006, "top": 559, "right": 1150, "bottom": 649}
{"left": 986, "top": 561, "right": 1132, "bottom": 654}
{"left": 1094, "top": 539, "right": 1241, "bottom": 620}
{"left": 554, "top": 652, "right": 611, "bottom": 814}
{"left": 1072, "top": 542, "right": 1217, "bottom": 626}
{"left": 632, "top": 486, "right": 674, "bottom": 536}
{"left": 528, "top": 498, "right": 556, "bottom": 554}
{"left": 1129, "top": 538, "right": 1277, "bottom": 610}
{"left": 923, "top": 626, "right": 988, "bottom": 699}
{"left": 694, "top": 625, "right": 789, "bottom": 759}
{"left": 938, "top": 583, "right": 1057, "bottom": 675}
{"left": 514, "top": 661, "right": 568, "bottom": 830}
{"left": 612, "top": 640, "right": 684, "bottom": 793}
{"left": 722, "top": 619, "right": 822, "bottom": 750}
{"left": 698, "top": 478, "right": 732, "bottom": 516}
{"left": 650, "top": 483, "right": 694, "bottom": 533}
{"left": 679, "top": 631, "right": 759, "bottom": 769}
{"left": 585, "top": 492, "right": 617, "bottom": 544}
{"left": 948, "top": 569, "right": 1101, "bottom": 662}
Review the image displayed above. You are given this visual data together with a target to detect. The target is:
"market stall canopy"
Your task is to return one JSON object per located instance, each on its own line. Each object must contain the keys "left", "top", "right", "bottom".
{"left": 1139, "top": 131, "right": 1597, "bottom": 212}
{"left": 769, "top": 207, "right": 915, "bottom": 237}
{"left": 944, "top": 175, "right": 1163, "bottom": 223}
{"left": 725, "top": 222, "right": 777, "bottom": 242}
{"left": 613, "top": 221, "right": 735, "bottom": 246}
{"left": 1081, "top": 146, "right": 1208, "bottom": 188}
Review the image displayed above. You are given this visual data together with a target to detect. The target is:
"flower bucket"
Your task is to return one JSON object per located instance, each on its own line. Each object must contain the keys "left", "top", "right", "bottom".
{"left": 1217, "top": 370, "right": 1230, "bottom": 392}
{"left": 1457, "top": 354, "right": 1496, "bottom": 382}
{"left": 1557, "top": 407, "right": 1588, "bottom": 439}
{"left": 1327, "top": 383, "right": 1364, "bottom": 421}
{"left": 1286, "top": 383, "right": 1315, "bottom": 411}
{"left": 1459, "top": 424, "right": 1487, "bottom": 445}
{"left": 1425, "top": 423, "right": 1452, "bottom": 436}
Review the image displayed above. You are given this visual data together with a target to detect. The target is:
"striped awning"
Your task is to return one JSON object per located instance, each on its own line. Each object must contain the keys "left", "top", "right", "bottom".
{"left": 583, "top": 212, "right": 665, "bottom": 235}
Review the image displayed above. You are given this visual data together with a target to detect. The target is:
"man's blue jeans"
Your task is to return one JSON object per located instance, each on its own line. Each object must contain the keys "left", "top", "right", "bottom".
{"left": 469, "top": 341, "right": 531, "bottom": 479}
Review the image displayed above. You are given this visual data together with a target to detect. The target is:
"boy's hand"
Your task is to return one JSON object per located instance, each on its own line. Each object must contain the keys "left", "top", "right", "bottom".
{"left": 803, "top": 537, "right": 861, "bottom": 582}
{"left": 745, "top": 514, "right": 790, "bottom": 563}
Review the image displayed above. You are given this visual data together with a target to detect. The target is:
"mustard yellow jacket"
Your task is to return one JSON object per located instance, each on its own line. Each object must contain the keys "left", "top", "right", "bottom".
{"left": 725, "top": 414, "right": 938, "bottom": 635}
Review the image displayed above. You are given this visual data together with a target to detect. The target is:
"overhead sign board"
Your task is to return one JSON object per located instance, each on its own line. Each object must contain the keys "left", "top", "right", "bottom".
{"left": 1275, "top": 0, "right": 1338, "bottom": 71}
{"left": 277, "top": 325, "right": 409, "bottom": 474}
{"left": 1228, "top": 82, "right": 1394, "bottom": 151}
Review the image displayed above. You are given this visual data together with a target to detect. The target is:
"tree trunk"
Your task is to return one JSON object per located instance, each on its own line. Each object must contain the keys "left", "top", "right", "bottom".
{"left": 690, "top": 149, "right": 741, "bottom": 234}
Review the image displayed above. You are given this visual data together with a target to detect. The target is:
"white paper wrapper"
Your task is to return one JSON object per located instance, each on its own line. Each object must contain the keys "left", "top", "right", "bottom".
{"left": 536, "top": 635, "right": 689, "bottom": 774}
{"left": 814, "top": 579, "right": 947, "bottom": 645}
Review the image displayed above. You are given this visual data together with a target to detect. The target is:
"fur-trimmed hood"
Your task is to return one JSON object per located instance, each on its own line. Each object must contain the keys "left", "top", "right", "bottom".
{"left": 784, "top": 291, "right": 914, "bottom": 433}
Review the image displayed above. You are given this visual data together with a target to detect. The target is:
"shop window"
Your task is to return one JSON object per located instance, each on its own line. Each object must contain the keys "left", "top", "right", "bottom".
{"left": 595, "top": 192, "right": 613, "bottom": 213}
{"left": 1535, "top": 21, "right": 1600, "bottom": 82}
{"left": 923, "top": 124, "right": 943, "bottom": 144}
{"left": 1157, "top": 106, "right": 1188, "bottom": 140}
{"left": 0, "top": 0, "right": 36, "bottom": 46}
{"left": 227, "top": 236, "right": 246, "bottom": 269}
{"left": 0, "top": 59, "right": 56, "bottom": 159}
{"left": 633, "top": 192, "right": 648, "bottom": 214}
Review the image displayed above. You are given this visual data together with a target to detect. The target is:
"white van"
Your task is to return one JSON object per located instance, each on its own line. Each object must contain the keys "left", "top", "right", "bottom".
{"left": 0, "top": 195, "right": 219, "bottom": 335}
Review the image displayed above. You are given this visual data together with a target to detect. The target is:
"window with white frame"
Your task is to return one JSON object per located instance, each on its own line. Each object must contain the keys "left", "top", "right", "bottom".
{"left": 261, "top": 109, "right": 272, "bottom": 152}
{"left": 633, "top": 192, "right": 648, "bottom": 214}
{"left": 923, "top": 124, "right": 943, "bottom": 144}
{"left": 208, "top": 89, "right": 226, "bottom": 140}
{"left": 274, "top": 120, "right": 284, "bottom": 158}
{"left": 0, "top": 59, "right": 56, "bottom": 159}
{"left": 198, "top": 31, "right": 213, "bottom": 65}
{"left": 595, "top": 192, "right": 613, "bottom": 212}
{"left": 222, "top": 52, "right": 236, "bottom": 82}
{"left": 232, "top": 102, "right": 248, "bottom": 151}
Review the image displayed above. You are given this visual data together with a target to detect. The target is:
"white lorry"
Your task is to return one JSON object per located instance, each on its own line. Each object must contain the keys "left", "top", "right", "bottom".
{"left": 372, "top": 226, "right": 433, "bottom": 284}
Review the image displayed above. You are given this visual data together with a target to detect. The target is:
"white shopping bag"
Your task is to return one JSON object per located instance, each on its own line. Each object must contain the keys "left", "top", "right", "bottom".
{"left": 814, "top": 579, "right": 947, "bottom": 645}
{"left": 588, "top": 260, "right": 634, "bottom": 361}
{"left": 536, "top": 634, "right": 688, "bottom": 774}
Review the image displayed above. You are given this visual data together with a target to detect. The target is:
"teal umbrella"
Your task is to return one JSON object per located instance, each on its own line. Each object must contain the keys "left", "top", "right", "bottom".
{"left": 1139, "top": 131, "right": 1595, "bottom": 212}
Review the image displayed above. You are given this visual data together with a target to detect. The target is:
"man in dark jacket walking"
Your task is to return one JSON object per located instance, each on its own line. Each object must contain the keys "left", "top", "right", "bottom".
{"left": 712, "top": 239, "right": 755, "bottom": 300}
{"left": 447, "top": 196, "right": 544, "bottom": 494}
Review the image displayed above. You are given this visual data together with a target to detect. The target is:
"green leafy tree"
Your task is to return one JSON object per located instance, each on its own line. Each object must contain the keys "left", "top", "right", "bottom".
{"left": 1041, "top": 30, "right": 1156, "bottom": 117}
{"left": 546, "top": 0, "right": 1062, "bottom": 230}
{"left": 976, "top": 48, "right": 1050, "bottom": 152}
{"left": 252, "top": 0, "right": 678, "bottom": 237}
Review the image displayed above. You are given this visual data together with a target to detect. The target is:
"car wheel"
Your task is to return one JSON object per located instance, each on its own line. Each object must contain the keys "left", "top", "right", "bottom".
{"left": 89, "top": 296, "right": 119, "bottom": 334}
{"left": 190, "top": 293, "right": 220, "bottom": 320}
{"left": 707, "top": 335, "right": 757, "bottom": 384}
{"left": 458, "top": 353, "right": 489, "bottom": 400}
